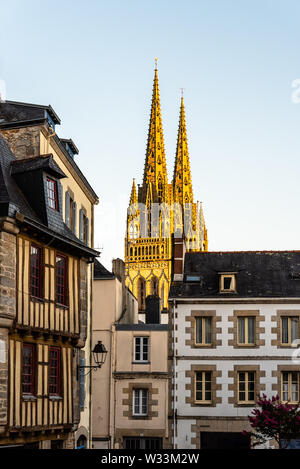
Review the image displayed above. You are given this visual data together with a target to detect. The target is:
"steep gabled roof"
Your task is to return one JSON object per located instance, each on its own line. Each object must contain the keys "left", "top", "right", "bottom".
{"left": 94, "top": 259, "right": 115, "bottom": 279}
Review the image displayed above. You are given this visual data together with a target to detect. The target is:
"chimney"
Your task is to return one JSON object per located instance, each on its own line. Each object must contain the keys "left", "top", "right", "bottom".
{"left": 112, "top": 258, "right": 126, "bottom": 311}
{"left": 172, "top": 236, "right": 186, "bottom": 281}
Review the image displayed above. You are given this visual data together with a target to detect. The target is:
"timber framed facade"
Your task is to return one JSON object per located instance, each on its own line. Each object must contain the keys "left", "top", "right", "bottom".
{"left": 0, "top": 101, "right": 99, "bottom": 449}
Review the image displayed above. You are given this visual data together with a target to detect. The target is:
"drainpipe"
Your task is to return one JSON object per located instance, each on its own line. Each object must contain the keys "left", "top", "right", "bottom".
{"left": 172, "top": 298, "right": 177, "bottom": 449}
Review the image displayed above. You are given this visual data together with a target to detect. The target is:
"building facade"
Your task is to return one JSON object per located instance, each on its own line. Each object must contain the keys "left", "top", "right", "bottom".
{"left": 92, "top": 259, "right": 170, "bottom": 449}
{"left": 0, "top": 101, "right": 98, "bottom": 448}
{"left": 169, "top": 251, "right": 300, "bottom": 449}
{"left": 125, "top": 66, "right": 208, "bottom": 318}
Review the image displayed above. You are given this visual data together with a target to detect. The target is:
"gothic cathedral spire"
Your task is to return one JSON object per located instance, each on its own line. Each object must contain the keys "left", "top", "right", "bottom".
{"left": 141, "top": 64, "right": 169, "bottom": 204}
{"left": 173, "top": 96, "right": 193, "bottom": 206}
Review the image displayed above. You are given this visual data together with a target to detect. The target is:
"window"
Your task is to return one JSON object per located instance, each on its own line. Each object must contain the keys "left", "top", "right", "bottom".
{"left": 133, "top": 389, "right": 148, "bottom": 416}
{"left": 238, "top": 317, "right": 255, "bottom": 345}
{"left": 49, "top": 347, "right": 61, "bottom": 396}
{"left": 195, "top": 317, "right": 212, "bottom": 345}
{"left": 30, "top": 244, "right": 43, "bottom": 298}
{"left": 281, "top": 317, "right": 299, "bottom": 345}
{"left": 79, "top": 208, "right": 89, "bottom": 245}
{"left": 123, "top": 437, "right": 162, "bottom": 450}
{"left": 138, "top": 277, "right": 146, "bottom": 311}
{"left": 238, "top": 371, "right": 255, "bottom": 403}
{"left": 195, "top": 371, "right": 212, "bottom": 403}
{"left": 151, "top": 276, "right": 158, "bottom": 295}
{"left": 65, "top": 191, "right": 77, "bottom": 233}
{"left": 282, "top": 372, "right": 299, "bottom": 403}
{"left": 220, "top": 273, "right": 236, "bottom": 292}
{"left": 22, "top": 344, "right": 35, "bottom": 395}
{"left": 46, "top": 177, "right": 58, "bottom": 210}
{"left": 134, "top": 337, "right": 149, "bottom": 362}
{"left": 55, "top": 255, "right": 68, "bottom": 306}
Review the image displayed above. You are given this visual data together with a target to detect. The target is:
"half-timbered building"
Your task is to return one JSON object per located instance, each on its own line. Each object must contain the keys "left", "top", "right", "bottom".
{"left": 0, "top": 101, "right": 99, "bottom": 448}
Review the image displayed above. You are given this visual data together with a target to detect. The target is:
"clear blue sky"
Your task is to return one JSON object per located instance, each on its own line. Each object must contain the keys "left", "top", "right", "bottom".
{"left": 1, "top": 0, "right": 300, "bottom": 269}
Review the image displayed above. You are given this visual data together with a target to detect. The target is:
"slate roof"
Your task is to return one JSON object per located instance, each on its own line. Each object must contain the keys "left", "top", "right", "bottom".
{"left": 0, "top": 101, "right": 98, "bottom": 203}
{"left": 0, "top": 135, "right": 40, "bottom": 219}
{"left": 94, "top": 259, "right": 115, "bottom": 279}
{"left": 169, "top": 251, "right": 300, "bottom": 299}
{"left": 11, "top": 154, "right": 66, "bottom": 179}
{"left": 0, "top": 134, "right": 98, "bottom": 257}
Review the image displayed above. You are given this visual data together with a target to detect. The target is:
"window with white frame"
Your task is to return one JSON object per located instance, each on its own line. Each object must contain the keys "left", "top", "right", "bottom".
{"left": 134, "top": 337, "right": 149, "bottom": 362}
{"left": 133, "top": 388, "right": 148, "bottom": 416}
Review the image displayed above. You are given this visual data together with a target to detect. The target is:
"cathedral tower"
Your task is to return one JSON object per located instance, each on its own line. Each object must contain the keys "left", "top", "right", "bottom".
{"left": 125, "top": 64, "right": 207, "bottom": 319}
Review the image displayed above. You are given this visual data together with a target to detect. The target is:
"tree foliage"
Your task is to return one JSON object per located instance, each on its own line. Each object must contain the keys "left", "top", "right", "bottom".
{"left": 243, "top": 394, "right": 300, "bottom": 448}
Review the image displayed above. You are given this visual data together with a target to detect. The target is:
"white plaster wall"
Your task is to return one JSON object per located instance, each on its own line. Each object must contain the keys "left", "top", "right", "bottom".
{"left": 173, "top": 301, "right": 300, "bottom": 447}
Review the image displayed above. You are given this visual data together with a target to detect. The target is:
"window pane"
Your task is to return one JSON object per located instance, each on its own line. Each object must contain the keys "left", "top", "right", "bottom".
{"left": 238, "top": 318, "right": 245, "bottom": 343}
{"left": 248, "top": 391, "right": 255, "bottom": 401}
{"left": 291, "top": 318, "right": 299, "bottom": 342}
{"left": 282, "top": 317, "right": 289, "bottom": 343}
{"left": 239, "top": 392, "right": 245, "bottom": 401}
{"left": 205, "top": 317, "right": 212, "bottom": 344}
{"left": 223, "top": 277, "right": 232, "bottom": 289}
{"left": 196, "top": 318, "right": 202, "bottom": 343}
{"left": 135, "top": 338, "right": 140, "bottom": 360}
{"left": 248, "top": 318, "right": 255, "bottom": 344}
{"left": 142, "top": 338, "right": 149, "bottom": 361}
{"left": 49, "top": 348, "right": 60, "bottom": 395}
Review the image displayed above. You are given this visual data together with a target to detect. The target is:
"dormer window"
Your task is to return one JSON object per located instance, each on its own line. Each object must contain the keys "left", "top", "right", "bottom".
{"left": 46, "top": 177, "right": 58, "bottom": 211}
{"left": 219, "top": 273, "right": 236, "bottom": 293}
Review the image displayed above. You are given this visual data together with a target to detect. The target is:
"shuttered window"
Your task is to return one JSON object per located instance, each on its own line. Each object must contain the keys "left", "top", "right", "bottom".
{"left": 65, "top": 191, "right": 77, "bottom": 234}
{"left": 79, "top": 208, "right": 89, "bottom": 246}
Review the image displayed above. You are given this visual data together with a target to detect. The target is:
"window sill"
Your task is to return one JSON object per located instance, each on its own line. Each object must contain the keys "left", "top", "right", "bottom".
{"left": 194, "top": 343, "right": 214, "bottom": 348}
{"left": 132, "top": 415, "right": 149, "bottom": 419}
{"left": 237, "top": 402, "right": 256, "bottom": 407}
{"left": 55, "top": 303, "right": 69, "bottom": 309}
{"left": 30, "top": 296, "right": 44, "bottom": 303}
{"left": 22, "top": 395, "right": 37, "bottom": 401}
{"left": 49, "top": 395, "right": 63, "bottom": 401}
{"left": 132, "top": 361, "right": 150, "bottom": 365}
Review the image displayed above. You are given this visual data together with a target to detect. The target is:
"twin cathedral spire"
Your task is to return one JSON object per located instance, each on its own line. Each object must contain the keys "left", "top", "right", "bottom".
{"left": 125, "top": 63, "right": 208, "bottom": 313}
{"left": 128, "top": 63, "right": 207, "bottom": 251}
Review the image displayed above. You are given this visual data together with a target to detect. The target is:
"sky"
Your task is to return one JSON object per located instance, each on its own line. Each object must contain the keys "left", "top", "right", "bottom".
{"left": 1, "top": 0, "right": 300, "bottom": 270}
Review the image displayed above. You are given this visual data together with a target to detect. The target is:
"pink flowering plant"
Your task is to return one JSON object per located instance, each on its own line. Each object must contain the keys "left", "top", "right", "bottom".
{"left": 243, "top": 394, "right": 300, "bottom": 448}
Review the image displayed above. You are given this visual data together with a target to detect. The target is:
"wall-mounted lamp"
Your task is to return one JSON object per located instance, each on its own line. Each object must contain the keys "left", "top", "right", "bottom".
{"left": 77, "top": 341, "right": 108, "bottom": 377}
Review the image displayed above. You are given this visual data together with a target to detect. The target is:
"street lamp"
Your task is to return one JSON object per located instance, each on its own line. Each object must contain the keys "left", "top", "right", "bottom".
{"left": 92, "top": 341, "right": 108, "bottom": 368}
{"left": 77, "top": 341, "right": 108, "bottom": 377}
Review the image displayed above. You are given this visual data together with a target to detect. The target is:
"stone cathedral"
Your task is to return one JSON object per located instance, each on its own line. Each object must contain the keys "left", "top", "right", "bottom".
{"left": 125, "top": 64, "right": 208, "bottom": 316}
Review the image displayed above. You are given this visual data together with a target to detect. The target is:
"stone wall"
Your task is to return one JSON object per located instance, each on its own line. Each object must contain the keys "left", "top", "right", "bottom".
{"left": 0, "top": 218, "right": 18, "bottom": 435}
{"left": 0, "top": 126, "right": 41, "bottom": 159}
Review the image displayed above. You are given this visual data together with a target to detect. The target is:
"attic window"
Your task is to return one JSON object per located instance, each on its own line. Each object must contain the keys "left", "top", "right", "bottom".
{"left": 47, "top": 177, "right": 58, "bottom": 211}
{"left": 219, "top": 273, "right": 236, "bottom": 293}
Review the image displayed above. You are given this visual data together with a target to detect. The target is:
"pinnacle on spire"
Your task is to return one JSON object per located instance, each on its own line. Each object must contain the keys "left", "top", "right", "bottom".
{"left": 141, "top": 65, "right": 169, "bottom": 204}
{"left": 172, "top": 95, "right": 193, "bottom": 206}
{"left": 129, "top": 178, "right": 138, "bottom": 205}
{"left": 199, "top": 202, "right": 208, "bottom": 251}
